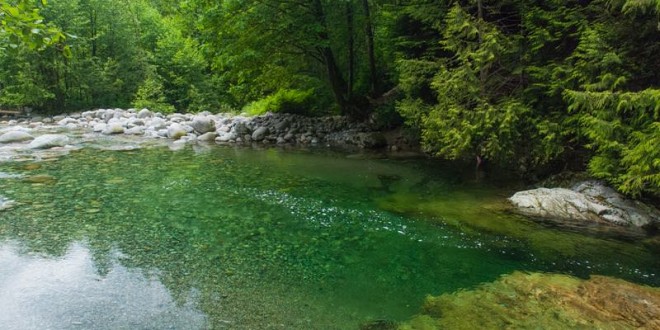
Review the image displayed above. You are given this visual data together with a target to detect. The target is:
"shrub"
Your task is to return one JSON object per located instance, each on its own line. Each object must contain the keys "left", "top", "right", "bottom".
{"left": 243, "top": 89, "right": 314, "bottom": 116}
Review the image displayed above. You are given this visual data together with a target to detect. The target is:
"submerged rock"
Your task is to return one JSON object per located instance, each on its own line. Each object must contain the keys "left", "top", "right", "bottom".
{"left": 23, "top": 174, "right": 57, "bottom": 184}
{"left": 0, "top": 172, "right": 23, "bottom": 179}
{"left": 400, "top": 271, "right": 660, "bottom": 330}
{"left": 27, "top": 134, "right": 70, "bottom": 149}
{"left": 509, "top": 181, "right": 660, "bottom": 229}
{"left": 0, "top": 130, "right": 33, "bottom": 143}
{"left": 0, "top": 196, "right": 15, "bottom": 211}
{"left": 360, "top": 320, "right": 398, "bottom": 330}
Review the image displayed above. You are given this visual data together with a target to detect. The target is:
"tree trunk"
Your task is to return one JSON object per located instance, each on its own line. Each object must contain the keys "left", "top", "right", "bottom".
{"left": 90, "top": 9, "right": 97, "bottom": 57}
{"left": 362, "top": 0, "right": 377, "bottom": 96}
{"left": 477, "top": 0, "right": 486, "bottom": 97}
{"left": 312, "top": 0, "right": 349, "bottom": 113}
{"left": 346, "top": 0, "right": 355, "bottom": 99}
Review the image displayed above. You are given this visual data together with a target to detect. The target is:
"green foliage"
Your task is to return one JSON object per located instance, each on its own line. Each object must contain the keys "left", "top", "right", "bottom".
{"left": 0, "top": 0, "right": 68, "bottom": 52}
{"left": 397, "top": 4, "right": 546, "bottom": 166}
{"left": 565, "top": 89, "right": 660, "bottom": 196}
{"left": 133, "top": 72, "right": 175, "bottom": 114}
{"left": 151, "top": 17, "right": 219, "bottom": 112}
{"left": 244, "top": 89, "right": 315, "bottom": 116}
{"left": 558, "top": 2, "right": 660, "bottom": 196}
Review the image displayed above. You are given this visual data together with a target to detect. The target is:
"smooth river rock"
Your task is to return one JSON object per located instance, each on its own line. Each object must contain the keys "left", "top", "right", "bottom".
{"left": 103, "top": 122, "right": 125, "bottom": 135}
{"left": 197, "top": 132, "right": 217, "bottom": 142}
{"left": 28, "top": 134, "right": 70, "bottom": 149}
{"left": 137, "top": 108, "right": 153, "bottom": 119}
{"left": 191, "top": 115, "right": 216, "bottom": 134}
{"left": 0, "top": 172, "right": 23, "bottom": 179}
{"left": 0, "top": 196, "right": 15, "bottom": 211}
{"left": 251, "top": 127, "right": 269, "bottom": 141}
{"left": 167, "top": 123, "right": 187, "bottom": 140}
{"left": 0, "top": 130, "right": 34, "bottom": 143}
{"left": 509, "top": 181, "right": 660, "bottom": 228}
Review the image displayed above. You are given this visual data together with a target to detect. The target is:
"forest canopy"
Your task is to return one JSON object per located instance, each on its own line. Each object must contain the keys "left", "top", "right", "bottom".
{"left": 1, "top": 0, "right": 659, "bottom": 197}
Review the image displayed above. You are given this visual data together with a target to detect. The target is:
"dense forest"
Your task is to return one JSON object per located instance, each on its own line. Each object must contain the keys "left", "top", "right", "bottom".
{"left": 1, "top": 0, "right": 659, "bottom": 197}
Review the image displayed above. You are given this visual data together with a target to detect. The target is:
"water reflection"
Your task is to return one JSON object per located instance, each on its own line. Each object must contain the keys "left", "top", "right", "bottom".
{"left": 0, "top": 241, "right": 207, "bottom": 330}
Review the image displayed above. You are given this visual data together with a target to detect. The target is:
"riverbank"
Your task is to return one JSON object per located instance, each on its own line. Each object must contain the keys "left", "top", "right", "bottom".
{"left": 0, "top": 108, "right": 418, "bottom": 152}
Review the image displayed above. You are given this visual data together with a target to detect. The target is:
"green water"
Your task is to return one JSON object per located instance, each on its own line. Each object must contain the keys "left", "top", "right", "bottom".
{"left": 0, "top": 145, "right": 658, "bottom": 329}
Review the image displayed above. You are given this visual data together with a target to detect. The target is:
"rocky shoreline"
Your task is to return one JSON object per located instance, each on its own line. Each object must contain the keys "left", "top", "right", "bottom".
{"left": 0, "top": 108, "right": 420, "bottom": 213}
{"left": 1, "top": 108, "right": 414, "bottom": 151}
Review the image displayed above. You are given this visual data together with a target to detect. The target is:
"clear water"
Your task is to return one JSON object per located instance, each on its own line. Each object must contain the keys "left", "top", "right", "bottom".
{"left": 0, "top": 145, "right": 658, "bottom": 329}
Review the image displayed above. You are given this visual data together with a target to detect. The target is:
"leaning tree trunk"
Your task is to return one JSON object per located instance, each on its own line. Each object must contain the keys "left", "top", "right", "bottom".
{"left": 477, "top": 0, "right": 486, "bottom": 97}
{"left": 362, "top": 0, "right": 377, "bottom": 96}
{"left": 346, "top": 0, "right": 355, "bottom": 99}
{"left": 312, "top": 0, "right": 350, "bottom": 114}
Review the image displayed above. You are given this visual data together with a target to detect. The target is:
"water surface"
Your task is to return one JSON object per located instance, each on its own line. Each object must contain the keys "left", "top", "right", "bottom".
{"left": 0, "top": 145, "right": 657, "bottom": 329}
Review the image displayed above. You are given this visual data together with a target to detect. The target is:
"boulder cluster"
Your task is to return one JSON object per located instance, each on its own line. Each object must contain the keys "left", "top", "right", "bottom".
{"left": 1, "top": 108, "right": 398, "bottom": 150}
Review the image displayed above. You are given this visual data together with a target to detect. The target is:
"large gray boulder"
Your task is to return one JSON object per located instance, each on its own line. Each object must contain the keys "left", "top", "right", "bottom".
{"left": 28, "top": 134, "right": 70, "bottom": 149}
{"left": 102, "top": 122, "right": 125, "bottom": 135}
{"left": 167, "top": 123, "right": 187, "bottom": 140}
{"left": 0, "top": 130, "right": 33, "bottom": 143}
{"left": 92, "top": 123, "right": 107, "bottom": 132}
{"left": 124, "top": 126, "right": 145, "bottom": 135}
{"left": 191, "top": 115, "right": 216, "bottom": 134}
{"left": 197, "top": 132, "right": 217, "bottom": 142}
{"left": 137, "top": 108, "right": 153, "bottom": 119}
{"left": 215, "top": 132, "right": 235, "bottom": 143}
{"left": 251, "top": 127, "right": 269, "bottom": 141}
{"left": 509, "top": 181, "right": 660, "bottom": 228}
{"left": 233, "top": 122, "right": 251, "bottom": 136}
{"left": 148, "top": 117, "right": 168, "bottom": 130}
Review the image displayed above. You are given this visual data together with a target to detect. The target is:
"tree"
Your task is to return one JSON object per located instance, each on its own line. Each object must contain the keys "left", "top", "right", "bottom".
{"left": 0, "top": 0, "right": 67, "bottom": 51}
{"left": 397, "top": 2, "right": 542, "bottom": 167}
{"left": 562, "top": 1, "right": 660, "bottom": 196}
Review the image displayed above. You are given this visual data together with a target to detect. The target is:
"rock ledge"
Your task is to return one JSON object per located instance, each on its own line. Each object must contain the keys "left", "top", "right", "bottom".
{"left": 509, "top": 181, "right": 660, "bottom": 229}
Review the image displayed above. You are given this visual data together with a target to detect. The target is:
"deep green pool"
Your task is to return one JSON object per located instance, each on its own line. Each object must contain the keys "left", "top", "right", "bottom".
{"left": 0, "top": 145, "right": 658, "bottom": 329}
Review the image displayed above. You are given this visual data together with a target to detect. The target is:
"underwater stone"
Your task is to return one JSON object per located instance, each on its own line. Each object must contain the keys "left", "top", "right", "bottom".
{"left": 0, "top": 196, "right": 15, "bottom": 211}
{"left": 400, "top": 271, "right": 660, "bottom": 330}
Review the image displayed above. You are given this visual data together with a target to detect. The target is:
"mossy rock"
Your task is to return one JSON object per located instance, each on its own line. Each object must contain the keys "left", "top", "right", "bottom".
{"left": 399, "top": 271, "right": 660, "bottom": 330}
